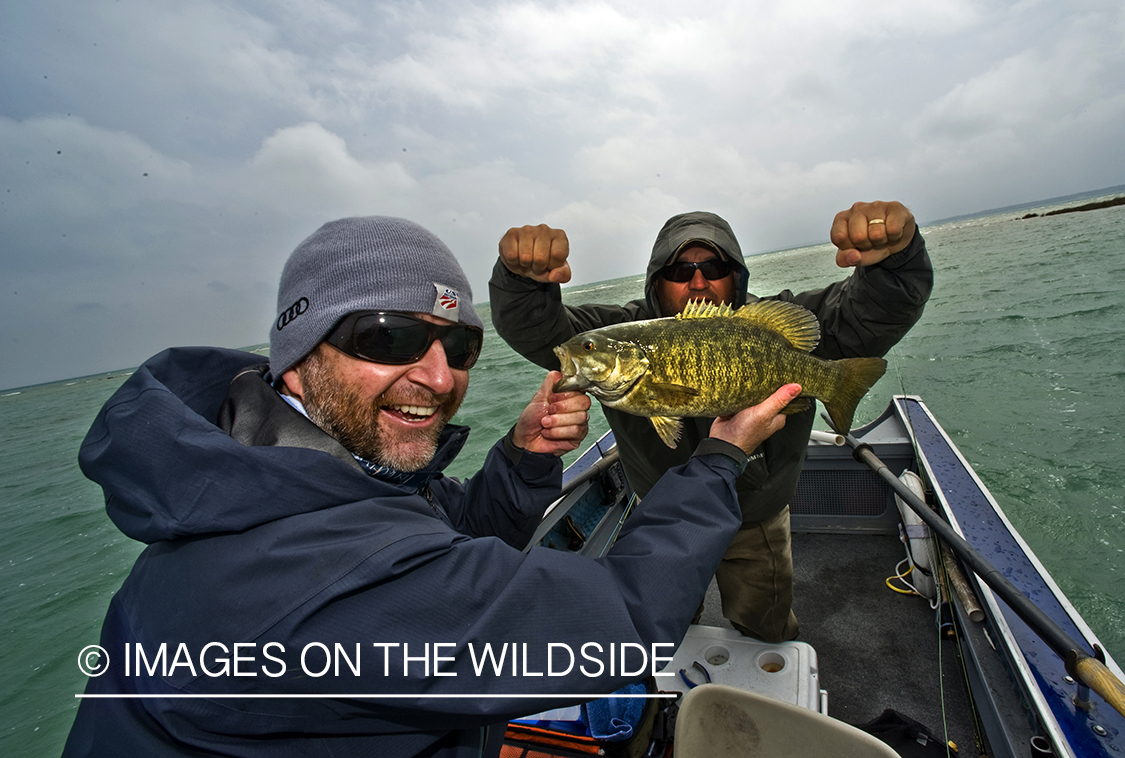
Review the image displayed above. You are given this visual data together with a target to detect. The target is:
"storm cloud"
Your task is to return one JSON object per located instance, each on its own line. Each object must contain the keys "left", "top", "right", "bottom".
{"left": 2, "top": 0, "right": 1122, "bottom": 388}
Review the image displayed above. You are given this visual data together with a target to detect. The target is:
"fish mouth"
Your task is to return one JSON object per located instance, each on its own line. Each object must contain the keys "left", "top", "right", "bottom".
{"left": 552, "top": 346, "right": 587, "bottom": 392}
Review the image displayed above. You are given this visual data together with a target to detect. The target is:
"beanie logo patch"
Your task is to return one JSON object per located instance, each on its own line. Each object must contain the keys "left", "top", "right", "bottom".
{"left": 276, "top": 297, "right": 309, "bottom": 331}
{"left": 432, "top": 283, "right": 460, "bottom": 320}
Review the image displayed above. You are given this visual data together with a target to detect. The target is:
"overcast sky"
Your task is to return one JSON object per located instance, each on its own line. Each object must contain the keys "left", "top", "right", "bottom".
{"left": 2, "top": 0, "right": 1122, "bottom": 389}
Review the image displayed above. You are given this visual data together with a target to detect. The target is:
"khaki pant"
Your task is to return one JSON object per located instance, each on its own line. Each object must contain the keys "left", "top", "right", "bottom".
{"left": 694, "top": 506, "right": 799, "bottom": 643}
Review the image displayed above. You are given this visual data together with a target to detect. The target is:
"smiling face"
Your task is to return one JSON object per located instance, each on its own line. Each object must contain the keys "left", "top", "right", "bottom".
{"left": 281, "top": 312, "right": 468, "bottom": 472}
{"left": 655, "top": 245, "right": 737, "bottom": 316}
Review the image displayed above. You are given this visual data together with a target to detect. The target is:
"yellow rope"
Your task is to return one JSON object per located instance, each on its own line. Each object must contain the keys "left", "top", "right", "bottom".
{"left": 885, "top": 561, "right": 922, "bottom": 595}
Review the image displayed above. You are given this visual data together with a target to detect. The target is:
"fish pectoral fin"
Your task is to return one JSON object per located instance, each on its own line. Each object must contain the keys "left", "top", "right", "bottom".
{"left": 650, "top": 416, "right": 684, "bottom": 449}
{"left": 781, "top": 396, "right": 814, "bottom": 415}
{"left": 646, "top": 382, "right": 701, "bottom": 403}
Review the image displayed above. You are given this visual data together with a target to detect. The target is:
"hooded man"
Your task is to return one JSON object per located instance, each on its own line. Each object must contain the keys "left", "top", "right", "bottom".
{"left": 489, "top": 201, "right": 933, "bottom": 643}
{"left": 64, "top": 215, "right": 800, "bottom": 758}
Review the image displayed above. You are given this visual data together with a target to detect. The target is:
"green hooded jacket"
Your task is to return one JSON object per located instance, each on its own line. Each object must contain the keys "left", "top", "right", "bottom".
{"left": 488, "top": 211, "right": 933, "bottom": 524}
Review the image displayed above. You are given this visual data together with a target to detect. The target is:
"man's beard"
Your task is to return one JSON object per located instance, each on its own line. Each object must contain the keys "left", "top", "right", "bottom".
{"left": 295, "top": 349, "right": 462, "bottom": 472}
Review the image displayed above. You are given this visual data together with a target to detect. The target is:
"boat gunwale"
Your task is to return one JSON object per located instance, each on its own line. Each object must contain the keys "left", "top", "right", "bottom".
{"left": 895, "top": 396, "right": 1123, "bottom": 758}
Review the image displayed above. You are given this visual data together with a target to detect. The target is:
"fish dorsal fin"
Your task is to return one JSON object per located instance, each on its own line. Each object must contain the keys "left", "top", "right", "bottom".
{"left": 677, "top": 299, "right": 735, "bottom": 320}
{"left": 732, "top": 300, "right": 821, "bottom": 352}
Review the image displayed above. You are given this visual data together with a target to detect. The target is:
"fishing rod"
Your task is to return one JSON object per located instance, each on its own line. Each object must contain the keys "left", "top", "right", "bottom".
{"left": 827, "top": 417, "right": 1125, "bottom": 719}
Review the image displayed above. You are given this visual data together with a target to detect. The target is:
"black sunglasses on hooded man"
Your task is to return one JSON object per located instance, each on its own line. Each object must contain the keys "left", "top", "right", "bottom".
{"left": 660, "top": 256, "right": 734, "bottom": 283}
{"left": 65, "top": 215, "right": 798, "bottom": 758}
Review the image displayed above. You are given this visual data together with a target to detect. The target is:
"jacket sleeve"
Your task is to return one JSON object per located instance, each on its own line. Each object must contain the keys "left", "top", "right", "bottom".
{"left": 433, "top": 433, "right": 561, "bottom": 549}
{"left": 488, "top": 258, "right": 640, "bottom": 370}
{"left": 265, "top": 450, "right": 745, "bottom": 719}
{"left": 783, "top": 229, "right": 933, "bottom": 360}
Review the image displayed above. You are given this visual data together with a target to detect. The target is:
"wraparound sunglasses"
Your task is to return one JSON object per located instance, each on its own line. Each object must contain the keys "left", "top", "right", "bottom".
{"left": 326, "top": 311, "right": 483, "bottom": 370}
{"left": 661, "top": 259, "right": 733, "bottom": 282}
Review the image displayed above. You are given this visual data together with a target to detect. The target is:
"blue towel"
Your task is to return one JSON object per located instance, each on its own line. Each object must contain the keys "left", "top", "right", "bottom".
{"left": 581, "top": 682, "right": 647, "bottom": 742}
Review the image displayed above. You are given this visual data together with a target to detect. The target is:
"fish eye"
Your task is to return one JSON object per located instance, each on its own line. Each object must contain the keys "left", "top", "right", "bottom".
{"left": 582, "top": 340, "right": 595, "bottom": 351}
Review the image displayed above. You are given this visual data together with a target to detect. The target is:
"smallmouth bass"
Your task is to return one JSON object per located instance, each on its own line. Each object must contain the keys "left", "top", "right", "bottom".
{"left": 552, "top": 299, "right": 886, "bottom": 447}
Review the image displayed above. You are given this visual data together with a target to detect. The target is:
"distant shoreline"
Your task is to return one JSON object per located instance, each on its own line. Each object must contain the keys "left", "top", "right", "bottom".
{"left": 1020, "top": 195, "right": 1125, "bottom": 219}
{"left": 920, "top": 183, "right": 1125, "bottom": 227}
{"left": 746, "top": 183, "right": 1125, "bottom": 256}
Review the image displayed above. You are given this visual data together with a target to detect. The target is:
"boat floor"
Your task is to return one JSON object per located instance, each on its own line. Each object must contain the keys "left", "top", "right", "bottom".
{"left": 697, "top": 530, "right": 983, "bottom": 756}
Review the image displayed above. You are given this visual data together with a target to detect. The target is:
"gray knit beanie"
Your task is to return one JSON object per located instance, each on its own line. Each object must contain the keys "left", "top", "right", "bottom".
{"left": 269, "top": 216, "right": 484, "bottom": 377}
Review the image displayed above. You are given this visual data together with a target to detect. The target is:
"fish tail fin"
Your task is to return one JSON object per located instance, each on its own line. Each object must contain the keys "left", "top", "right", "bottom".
{"left": 824, "top": 357, "right": 887, "bottom": 434}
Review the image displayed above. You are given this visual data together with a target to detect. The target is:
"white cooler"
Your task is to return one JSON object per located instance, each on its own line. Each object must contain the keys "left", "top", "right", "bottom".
{"left": 658, "top": 624, "right": 827, "bottom": 714}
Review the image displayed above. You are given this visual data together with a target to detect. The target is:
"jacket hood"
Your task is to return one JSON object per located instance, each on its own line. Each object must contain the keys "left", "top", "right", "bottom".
{"left": 643, "top": 211, "right": 750, "bottom": 316}
{"left": 79, "top": 346, "right": 468, "bottom": 543}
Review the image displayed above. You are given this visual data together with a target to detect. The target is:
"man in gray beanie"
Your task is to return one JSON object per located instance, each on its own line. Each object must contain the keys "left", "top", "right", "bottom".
{"left": 67, "top": 215, "right": 798, "bottom": 758}
{"left": 265, "top": 216, "right": 496, "bottom": 477}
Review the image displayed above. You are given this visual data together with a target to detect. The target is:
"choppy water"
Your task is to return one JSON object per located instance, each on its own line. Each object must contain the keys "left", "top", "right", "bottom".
{"left": 2, "top": 192, "right": 1123, "bottom": 756}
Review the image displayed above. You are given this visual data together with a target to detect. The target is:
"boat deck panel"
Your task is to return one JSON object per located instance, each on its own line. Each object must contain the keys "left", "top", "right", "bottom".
{"left": 699, "top": 530, "right": 983, "bottom": 755}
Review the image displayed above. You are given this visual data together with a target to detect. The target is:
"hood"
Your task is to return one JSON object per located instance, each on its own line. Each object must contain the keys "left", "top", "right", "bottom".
{"left": 79, "top": 346, "right": 467, "bottom": 543}
{"left": 643, "top": 211, "right": 750, "bottom": 317}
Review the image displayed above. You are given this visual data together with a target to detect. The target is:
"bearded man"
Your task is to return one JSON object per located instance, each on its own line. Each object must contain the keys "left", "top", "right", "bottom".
{"left": 65, "top": 215, "right": 797, "bottom": 757}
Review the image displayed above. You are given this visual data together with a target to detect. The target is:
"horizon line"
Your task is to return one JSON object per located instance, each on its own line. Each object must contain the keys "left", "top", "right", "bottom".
{"left": 76, "top": 692, "right": 676, "bottom": 699}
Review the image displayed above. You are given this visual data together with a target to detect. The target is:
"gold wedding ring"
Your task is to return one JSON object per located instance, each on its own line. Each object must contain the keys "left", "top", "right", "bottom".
{"left": 868, "top": 218, "right": 886, "bottom": 225}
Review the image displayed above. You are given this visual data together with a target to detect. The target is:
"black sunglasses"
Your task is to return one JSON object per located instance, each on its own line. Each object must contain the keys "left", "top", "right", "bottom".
{"left": 661, "top": 259, "right": 733, "bottom": 283}
{"left": 326, "top": 311, "right": 484, "bottom": 370}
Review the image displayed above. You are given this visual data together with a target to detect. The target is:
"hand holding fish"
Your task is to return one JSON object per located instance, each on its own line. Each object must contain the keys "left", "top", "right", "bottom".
{"left": 831, "top": 201, "right": 917, "bottom": 268}
{"left": 512, "top": 371, "right": 592, "bottom": 456}
{"left": 499, "top": 224, "right": 572, "bottom": 284}
{"left": 710, "top": 383, "right": 803, "bottom": 455}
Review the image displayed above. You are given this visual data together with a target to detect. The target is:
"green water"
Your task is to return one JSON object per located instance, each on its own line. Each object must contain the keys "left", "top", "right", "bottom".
{"left": 2, "top": 196, "right": 1123, "bottom": 756}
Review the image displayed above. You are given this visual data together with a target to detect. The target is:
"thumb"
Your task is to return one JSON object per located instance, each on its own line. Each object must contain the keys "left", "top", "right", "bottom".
{"left": 767, "top": 383, "right": 802, "bottom": 413}
{"left": 547, "top": 262, "right": 572, "bottom": 284}
{"left": 537, "top": 371, "right": 561, "bottom": 401}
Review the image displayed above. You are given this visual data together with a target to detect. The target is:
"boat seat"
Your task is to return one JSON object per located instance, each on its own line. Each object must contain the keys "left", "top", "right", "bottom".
{"left": 673, "top": 684, "right": 900, "bottom": 758}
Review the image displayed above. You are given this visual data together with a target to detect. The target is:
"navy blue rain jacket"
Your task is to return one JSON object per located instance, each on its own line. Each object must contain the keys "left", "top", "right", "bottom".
{"left": 64, "top": 346, "right": 744, "bottom": 757}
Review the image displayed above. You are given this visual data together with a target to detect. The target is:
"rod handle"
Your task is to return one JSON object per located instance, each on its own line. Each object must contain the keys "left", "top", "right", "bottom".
{"left": 1072, "top": 654, "right": 1125, "bottom": 718}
